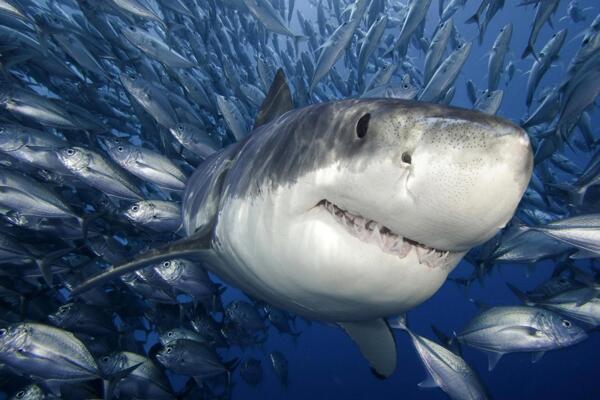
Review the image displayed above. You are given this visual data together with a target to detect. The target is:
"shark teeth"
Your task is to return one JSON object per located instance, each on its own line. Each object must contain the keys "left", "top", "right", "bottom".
{"left": 318, "top": 200, "right": 449, "bottom": 267}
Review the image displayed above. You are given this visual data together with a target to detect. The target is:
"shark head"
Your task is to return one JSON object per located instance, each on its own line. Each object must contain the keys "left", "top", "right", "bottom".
{"left": 212, "top": 99, "right": 533, "bottom": 321}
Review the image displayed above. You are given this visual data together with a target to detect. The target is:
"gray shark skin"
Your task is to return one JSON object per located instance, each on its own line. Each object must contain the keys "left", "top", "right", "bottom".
{"left": 74, "top": 88, "right": 533, "bottom": 378}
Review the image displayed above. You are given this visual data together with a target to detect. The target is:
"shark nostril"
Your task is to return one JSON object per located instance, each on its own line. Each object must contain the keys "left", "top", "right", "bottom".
{"left": 401, "top": 152, "right": 412, "bottom": 164}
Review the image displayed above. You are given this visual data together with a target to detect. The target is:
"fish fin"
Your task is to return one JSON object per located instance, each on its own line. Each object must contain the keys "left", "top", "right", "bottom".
{"left": 339, "top": 318, "right": 397, "bottom": 378}
{"left": 465, "top": 13, "right": 480, "bottom": 27}
{"left": 36, "top": 246, "right": 76, "bottom": 287}
{"left": 486, "top": 351, "right": 504, "bottom": 371}
{"left": 506, "top": 283, "right": 533, "bottom": 305}
{"left": 497, "top": 326, "right": 543, "bottom": 337}
{"left": 418, "top": 374, "right": 438, "bottom": 388}
{"left": 430, "top": 324, "right": 461, "bottom": 355}
{"left": 521, "top": 43, "right": 539, "bottom": 61}
{"left": 102, "top": 362, "right": 143, "bottom": 400}
{"left": 388, "top": 313, "right": 407, "bottom": 331}
{"left": 531, "top": 351, "right": 545, "bottom": 363}
{"left": 70, "top": 230, "right": 212, "bottom": 296}
{"left": 575, "top": 288, "right": 598, "bottom": 307}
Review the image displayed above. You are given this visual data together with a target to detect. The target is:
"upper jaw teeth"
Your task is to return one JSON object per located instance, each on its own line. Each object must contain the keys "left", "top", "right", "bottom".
{"left": 317, "top": 200, "right": 450, "bottom": 267}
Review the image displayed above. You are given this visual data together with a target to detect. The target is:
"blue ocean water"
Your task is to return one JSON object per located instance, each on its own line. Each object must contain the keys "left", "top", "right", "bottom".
{"left": 0, "top": 0, "right": 598, "bottom": 399}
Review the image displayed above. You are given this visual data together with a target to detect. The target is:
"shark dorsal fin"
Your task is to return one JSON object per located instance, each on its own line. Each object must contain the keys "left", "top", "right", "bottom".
{"left": 254, "top": 68, "right": 293, "bottom": 129}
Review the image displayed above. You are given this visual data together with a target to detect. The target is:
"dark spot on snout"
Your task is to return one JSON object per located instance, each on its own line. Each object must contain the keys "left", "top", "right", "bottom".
{"left": 356, "top": 113, "right": 370, "bottom": 139}
{"left": 401, "top": 152, "right": 412, "bottom": 164}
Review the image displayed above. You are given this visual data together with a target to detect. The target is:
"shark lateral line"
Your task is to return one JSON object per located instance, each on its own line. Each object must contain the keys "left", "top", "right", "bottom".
{"left": 73, "top": 69, "right": 533, "bottom": 378}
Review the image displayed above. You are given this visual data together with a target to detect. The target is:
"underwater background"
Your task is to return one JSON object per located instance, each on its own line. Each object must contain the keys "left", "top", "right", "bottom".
{"left": 0, "top": 0, "right": 599, "bottom": 399}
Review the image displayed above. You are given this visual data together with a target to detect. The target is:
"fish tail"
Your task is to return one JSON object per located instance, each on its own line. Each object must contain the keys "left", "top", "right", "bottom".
{"left": 521, "top": 43, "right": 538, "bottom": 61}
{"left": 465, "top": 12, "right": 480, "bottom": 28}
{"left": 388, "top": 313, "right": 407, "bottom": 331}
{"left": 506, "top": 283, "right": 532, "bottom": 305}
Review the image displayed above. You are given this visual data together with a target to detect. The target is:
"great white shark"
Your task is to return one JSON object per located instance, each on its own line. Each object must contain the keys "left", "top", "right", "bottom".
{"left": 73, "top": 70, "right": 533, "bottom": 377}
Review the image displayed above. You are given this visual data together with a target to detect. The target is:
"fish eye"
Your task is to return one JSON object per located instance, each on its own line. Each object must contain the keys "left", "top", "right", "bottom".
{"left": 166, "top": 347, "right": 172, "bottom": 353}
{"left": 129, "top": 26, "right": 135, "bottom": 31}
{"left": 559, "top": 278, "right": 567, "bottom": 283}
{"left": 117, "top": 146, "right": 124, "bottom": 152}
{"left": 131, "top": 205, "right": 139, "bottom": 212}
{"left": 562, "top": 320, "right": 571, "bottom": 328}
{"left": 16, "top": 391, "right": 24, "bottom": 399}
{"left": 168, "top": 331, "right": 173, "bottom": 337}
{"left": 356, "top": 113, "right": 370, "bottom": 139}
{"left": 163, "top": 261, "right": 170, "bottom": 267}
{"left": 403, "top": 84, "right": 409, "bottom": 89}
{"left": 102, "top": 356, "right": 109, "bottom": 362}
{"left": 401, "top": 152, "right": 412, "bottom": 164}
{"left": 66, "top": 148, "right": 75, "bottom": 156}
{"left": 178, "top": 125, "right": 184, "bottom": 131}
{"left": 583, "top": 38, "right": 590, "bottom": 45}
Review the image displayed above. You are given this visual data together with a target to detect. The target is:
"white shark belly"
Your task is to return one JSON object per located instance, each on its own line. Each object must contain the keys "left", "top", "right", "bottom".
{"left": 213, "top": 187, "right": 465, "bottom": 322}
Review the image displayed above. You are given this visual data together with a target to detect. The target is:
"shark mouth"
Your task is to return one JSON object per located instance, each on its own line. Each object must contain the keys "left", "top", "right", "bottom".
{"left": 318, "top": 200, "right": 450, "bottom": 268}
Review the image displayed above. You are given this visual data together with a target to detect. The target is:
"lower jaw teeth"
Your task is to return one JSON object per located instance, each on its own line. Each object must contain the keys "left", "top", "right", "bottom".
{"left": 320, "top": 200, "right": 448, "bottom": 266}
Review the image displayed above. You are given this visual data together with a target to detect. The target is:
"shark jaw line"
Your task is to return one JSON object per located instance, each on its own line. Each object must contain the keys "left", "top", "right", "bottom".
{"left": 317, "top": 199, "right": 451, "bottom": 268}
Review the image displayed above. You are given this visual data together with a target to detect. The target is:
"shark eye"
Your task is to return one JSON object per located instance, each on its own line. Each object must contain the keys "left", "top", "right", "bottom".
{"left": 356, "top": 113, "right": 370, "bottom": 139}
{"left": 401, "top": 152, "right": 412, "bottom": 164}
{"left": 562, "top": 319, "right": 571, "bottom": 328}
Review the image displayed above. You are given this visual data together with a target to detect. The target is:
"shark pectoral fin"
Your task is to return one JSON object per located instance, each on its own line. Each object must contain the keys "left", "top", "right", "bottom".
{"left": 70, "top": 231, "right": 212, "bottom": 296}
{"left": 486, "top": 351, "right": 504, "bottom": 371}
{"left": 531, "top": 351, "right": 546, "bottom": 363}
{"left": 254, "top": 68, "right": 294, "bottom": 129}
{"left": 339, "top": 318, "right": 397, "bottom": 379}
{"left": 417, "top": 374, "right": 438, "bottom": 389}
